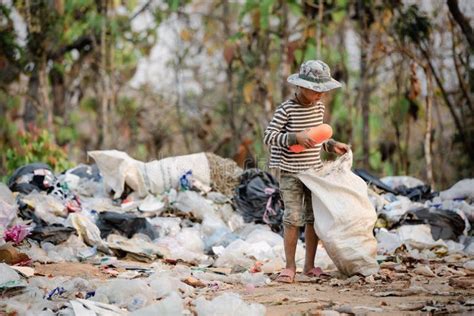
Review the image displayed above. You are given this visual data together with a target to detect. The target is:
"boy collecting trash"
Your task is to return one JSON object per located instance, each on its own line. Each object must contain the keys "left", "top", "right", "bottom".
{"left": 264, "top": 60, "right": 350, "bottom": 283}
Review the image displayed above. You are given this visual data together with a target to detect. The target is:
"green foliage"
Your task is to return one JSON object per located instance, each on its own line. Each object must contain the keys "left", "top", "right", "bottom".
{"left": 5, "top": 129, "right": 72, "bottom": 174}
{"left": 389, "top": 97, "right": 410, "bottom": 123}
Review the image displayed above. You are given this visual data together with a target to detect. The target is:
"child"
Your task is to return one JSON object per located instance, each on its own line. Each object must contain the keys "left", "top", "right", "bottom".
{"left": 264, "top": 60, "right": 349, "bottom": 283}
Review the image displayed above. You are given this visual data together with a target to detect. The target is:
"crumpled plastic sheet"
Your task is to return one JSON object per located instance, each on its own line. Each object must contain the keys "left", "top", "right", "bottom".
{"left": 4, "top": 224, "right": 30, "bottom": 244}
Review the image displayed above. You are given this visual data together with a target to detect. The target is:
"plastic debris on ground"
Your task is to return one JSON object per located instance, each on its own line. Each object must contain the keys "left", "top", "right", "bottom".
{"left": 0, "top": 153, "right": 472, "bottom": 315}
{"left": 194, "top": 292, "right": 266, "bottom": 316}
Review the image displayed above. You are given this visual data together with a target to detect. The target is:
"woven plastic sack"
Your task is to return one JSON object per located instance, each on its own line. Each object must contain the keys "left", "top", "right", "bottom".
{"left": 298, "top": 151, "right": 379, "bottom": 276}
{"left": 88, "top": 150, "right": 210, "bottom": 198}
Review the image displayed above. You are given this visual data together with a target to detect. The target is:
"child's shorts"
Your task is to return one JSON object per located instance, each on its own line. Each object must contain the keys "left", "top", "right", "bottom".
{"left": 279, "top": 171, "right": 314, "bottom": 227}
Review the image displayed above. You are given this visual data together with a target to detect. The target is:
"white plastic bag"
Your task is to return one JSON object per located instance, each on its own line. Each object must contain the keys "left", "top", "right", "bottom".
{"left": 195, "top": 293, "right": 265, "bottom": 316}
{"left": 298, "top": 151, "right": 379, "bottom": 276}
{"left": 439, "top": 179, "right": 474, "bottom": 200}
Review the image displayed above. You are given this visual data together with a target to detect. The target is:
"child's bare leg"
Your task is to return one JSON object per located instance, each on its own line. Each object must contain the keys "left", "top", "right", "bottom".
{"left": 303, "top": 223, "right": 319, "bottom": 273}
{"left": 284, "top": 224, "right": 300, "bottom": 270}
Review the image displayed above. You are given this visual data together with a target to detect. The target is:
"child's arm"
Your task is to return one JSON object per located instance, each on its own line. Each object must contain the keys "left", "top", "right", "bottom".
{"left": 263, "top": 107, "right": 297, "bottom": 147}
{"left": 323, "top": 139, "right": 350, "bottom": 154}
{"left": 322, "top": 139, "right": 336, "bottom": 152}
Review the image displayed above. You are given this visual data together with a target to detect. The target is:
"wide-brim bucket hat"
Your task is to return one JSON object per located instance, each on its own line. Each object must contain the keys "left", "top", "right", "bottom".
{"left": 287, "top": 60, "right": 342, "bottom": 92}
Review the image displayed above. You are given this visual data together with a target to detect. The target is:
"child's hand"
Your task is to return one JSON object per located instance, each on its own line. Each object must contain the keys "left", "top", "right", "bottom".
{"left": 296, "top": 130, "right": 317, "bottom": 148}
{"left": 327, "top": 140, "right": 350, "bottom": 155}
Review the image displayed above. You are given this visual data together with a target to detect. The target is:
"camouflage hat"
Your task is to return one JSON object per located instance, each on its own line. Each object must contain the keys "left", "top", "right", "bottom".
{"left": 287, "top": 60, "right": 342, "bottom": 92}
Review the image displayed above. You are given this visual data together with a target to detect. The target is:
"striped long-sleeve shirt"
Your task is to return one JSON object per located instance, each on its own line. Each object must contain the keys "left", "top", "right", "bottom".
{"left": 264, "top": 98, "right": 329, "bottom": 173}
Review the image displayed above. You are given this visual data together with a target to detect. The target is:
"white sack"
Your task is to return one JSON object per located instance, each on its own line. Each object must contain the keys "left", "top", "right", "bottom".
{"left": 298, "top": 151, "right": 379, "bottom": 276}
{"left": 88, "top": 150, "right": 210, "bottom": 198}
{"left": 439, "top": 179, "right": 474, "bottom": 200}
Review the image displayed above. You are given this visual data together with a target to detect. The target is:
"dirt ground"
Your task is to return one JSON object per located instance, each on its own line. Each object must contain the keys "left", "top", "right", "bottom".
{"left": 29, "top": 257, "right": 474, "bottom": 315}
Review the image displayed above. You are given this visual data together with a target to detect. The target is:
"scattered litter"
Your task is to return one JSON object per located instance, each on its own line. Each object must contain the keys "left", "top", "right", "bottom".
{"left": 194, "top": 292, "right": 266, "bottom": 316}
{"left": 0, "top": 152, "right": 472, "bottom": 315}
{"left": 413, "top": 264, "right": 436, "bottom": 277}
{"left": 0, "top": 243, "right": 30, "bottom": 265}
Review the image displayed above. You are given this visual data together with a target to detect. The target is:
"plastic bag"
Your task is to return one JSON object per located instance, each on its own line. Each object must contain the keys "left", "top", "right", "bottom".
{"left": 380, "top": 176, "right": 425, "bottom": 190}
{"left": 397, "top": 208, "right": 466, "bottom": 241}
{"left": 298, "top": 151, "right": 379, "bottom": 276}
{"left": 397, "top": 224, "right": 447, "bottom": 250}
{"left": 7, "top": 163, "right": 55, "bottom": 194}
{"left": 70, "top": 213, "right": 111, "bottom": 254}
{"left": 0, "top": 201, "right": 17, "bottom": 230}
{"left": 194, "top": 293, "right": 265, "bottom": 316}
{"left": 175, "top": 190, "right": 215, "bottom": 220}
{"left": 0, "top": 263, "right": 21, "bottom": 285}
{"left": 93, "top": 279, "right": 154, "bottom": 310}
{"left": 148, "top": 217, "right": 182, "bottom": 237}
{"left": 440, "top": 179, "right": 474, "bottom": 200}
{"left": 4, "top": 225, "right": 30, "bottom": 244}
{"left": 28, "top": 224, "right": 75, "bottom": 245}
{"left": 375, "top": 228, "right": 403, "bottom": 254}
{"left": 96, "top": 211, "right": 157, "bottom": 240}
{"left": 233, "top": 169, "right": 283, "bottom": 229}
{"left": 107, "top": 234, "right": 169, "bottom": 262}
{"left": 131, "top": 292, "right": 183, "bottom": 316}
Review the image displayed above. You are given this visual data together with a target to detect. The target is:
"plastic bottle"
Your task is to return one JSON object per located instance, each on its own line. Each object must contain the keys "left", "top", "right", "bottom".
{"left": 289, "top": 123, "right": 333, "bottom": 153}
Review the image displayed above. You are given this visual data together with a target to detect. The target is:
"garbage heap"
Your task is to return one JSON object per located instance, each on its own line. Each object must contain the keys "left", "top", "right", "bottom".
{"left": 0, "top": 150, "right": 473, "bottom": 315}
{"left": 0, "top": 151, "right": 288, "bottom": 315}
{"left": 353, "top": 170, "right": 474, "bottom": 259}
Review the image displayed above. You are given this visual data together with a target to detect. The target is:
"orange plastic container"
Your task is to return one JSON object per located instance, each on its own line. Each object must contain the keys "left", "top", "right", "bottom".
{"left": 289, "top": 123, "right": 333, "bottom": 153}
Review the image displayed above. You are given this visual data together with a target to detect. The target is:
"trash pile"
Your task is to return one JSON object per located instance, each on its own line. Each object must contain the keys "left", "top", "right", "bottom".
{"left": 353, "top": 172, "right": 474, "bottom": 259}
{"left": 1, "top": 149, "right": 473, "bottom": 315}
{"left": 0, "top": 150, "right": 292, "bottom": 315}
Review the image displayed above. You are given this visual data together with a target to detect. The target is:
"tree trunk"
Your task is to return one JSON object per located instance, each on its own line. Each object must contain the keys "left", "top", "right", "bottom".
{"left": 447, "top": 0, "right": 474, "bottom": 51}
{"left": 424, "top": 67, "right": 434, "bottom": 188}
{"left": 38, "top": 55, "right": 53, "bottom": 133}
{"left": 223, "top": 0, "right": 237, "bottom": 150}
{"left": 98, "top": 0, "right": 110, "bottom": 149}
{"left": 50, "top": 63, "right": 66, "bottom": 120}
{"left": 279, "top": 0, "right": 289, "bottom": 100}
{"left": 357, "top": 0, "right": 371, "bottom": 169}
{"left": 316, "top": 0, "right": 324, "bottom": 58}
{"left": 360, "top": 40, "right": 371, "bottom": 169}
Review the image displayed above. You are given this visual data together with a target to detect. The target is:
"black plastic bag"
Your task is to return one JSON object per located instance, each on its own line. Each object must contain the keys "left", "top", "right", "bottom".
{"left": 65, "top": 164, "right": 101, "bottom": 181}
{"left": 233, "top": 169, "right": 283, "bottom": 230}
{"left": 353, "top": 169, "right": 397, "bottom": 194}
{"left": 397, "top": 208, "right": 466, "bottom": 241}
{"left": 354, "top": 169, "right": 437, "bottom": 202}
{"left": 394, "top": 185, "right": 436, "bottom": 202}
{"left": 29, "top": 225, "right": 75, "bottom": 245}
{"left": 8, "top": 163, "right": 56, "bottom": 194}
{"left": 18, "top": 201, "right": 75, "bottom": 245}
{"left": 96, "top": 211, "right": 157, "bottom": 240}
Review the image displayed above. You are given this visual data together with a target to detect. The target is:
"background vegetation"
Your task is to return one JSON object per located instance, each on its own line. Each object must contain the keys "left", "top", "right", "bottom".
{"left": 0, "top": 0, "right": 472, "bottom": 189}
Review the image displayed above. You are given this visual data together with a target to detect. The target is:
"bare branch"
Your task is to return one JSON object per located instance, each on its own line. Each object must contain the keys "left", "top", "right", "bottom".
{"left": 447, "top": 0, "right": 474, "bottom": 51}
